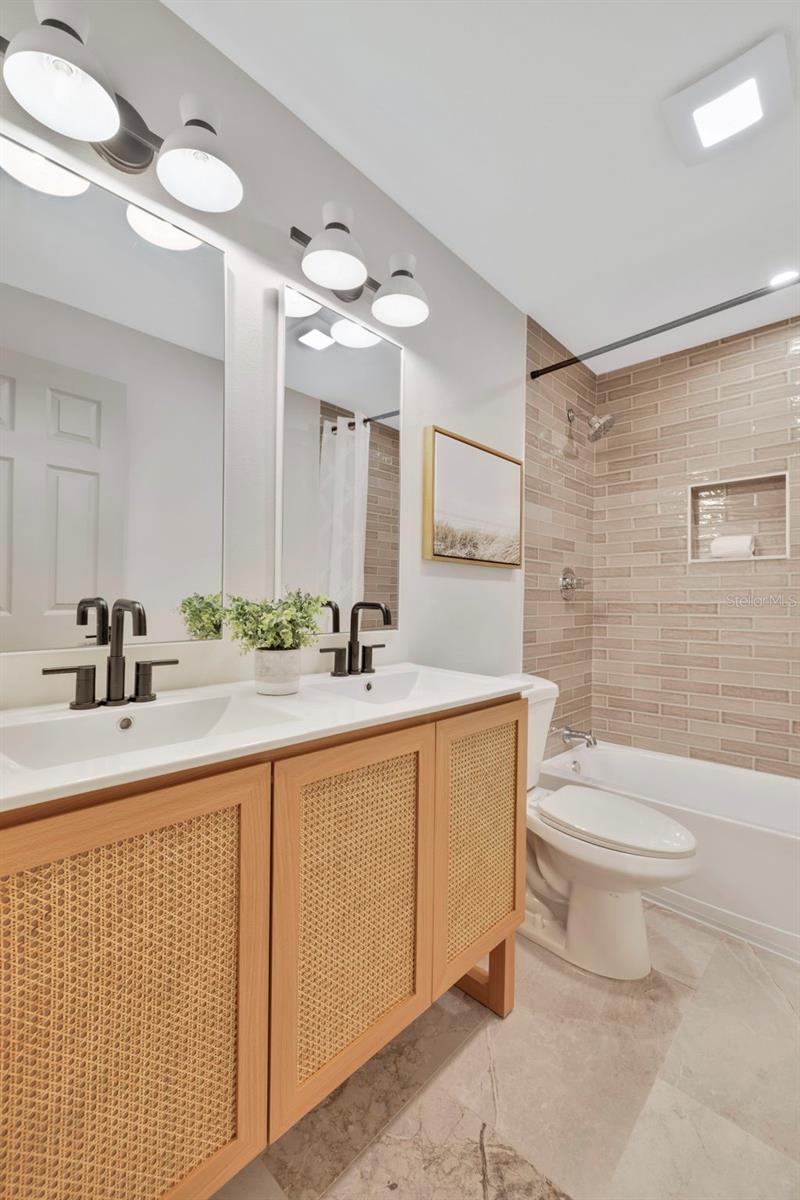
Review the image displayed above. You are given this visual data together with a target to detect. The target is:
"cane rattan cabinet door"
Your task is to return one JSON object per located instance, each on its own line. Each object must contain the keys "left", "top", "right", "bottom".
{"left": 270, "top": 724, "right": 436, "bottom": 1139}
{"left": 432, "top": 699, "right": 527, "bottom": 998}
{"left": 0, "top": 766, "right": 270, "bottom": 1200}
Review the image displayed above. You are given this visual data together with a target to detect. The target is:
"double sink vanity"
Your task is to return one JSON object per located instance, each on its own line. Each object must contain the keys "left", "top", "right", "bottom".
{"left": 1, "top": 665, "right": 528, "bottom": 1200}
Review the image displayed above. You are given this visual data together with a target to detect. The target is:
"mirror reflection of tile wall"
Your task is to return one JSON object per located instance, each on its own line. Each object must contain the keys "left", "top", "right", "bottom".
{"left": 282, "top": 295, "right": 401, "bottom": 630}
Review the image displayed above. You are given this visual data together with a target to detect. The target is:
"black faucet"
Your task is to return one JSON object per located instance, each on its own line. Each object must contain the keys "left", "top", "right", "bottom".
{"left": 322, "top": 599, "right": 341, "bottom": 633}
{"left": 105, "top": 599, "right": 147, "bottom": 705}
{"left": 77, "top": 597, "right": 109, "bottom": 645}
{"left": 348, "top": 602, "right": 391, "bottom": 674}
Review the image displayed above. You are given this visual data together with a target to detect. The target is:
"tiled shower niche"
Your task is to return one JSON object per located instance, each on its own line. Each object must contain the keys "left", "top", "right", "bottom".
{"left": 688, "top": 472, "right": 788, "bottom": 563}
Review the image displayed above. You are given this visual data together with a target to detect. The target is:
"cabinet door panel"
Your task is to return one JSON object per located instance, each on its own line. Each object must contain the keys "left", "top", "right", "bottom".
{"left": 270, "top": 726, "right": 435, "bottom": 1140}
{"left": 0, "top": 766, "right": 269, "bottom": 1200}
{"left": 432, "top": 699, "right": 527, "bottom": 998}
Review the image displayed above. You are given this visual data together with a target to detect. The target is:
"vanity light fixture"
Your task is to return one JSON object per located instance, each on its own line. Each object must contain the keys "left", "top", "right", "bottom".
{"left": 2, "top": 0, "right": 119, "bottom": 142}
{"left": 330, "top": 318, "right": 382, "bottom": 348}
{"left": 156, "top": 94, "right": 243, "bottom": 213}
{"left": 769, "top": 268, "right": 799, "bottom": 288}
{"left": 371, "top": 253, "right": 430, "bottom": 328}
{"left": 125, "top": 204, "right": 201, "bottom": 251}
{"left": 301, "top": 203, "right": 368, "bottom": 291}
{"left": 285, "top": 287, "right": 322, "bottom": 319}
{"left": 0, "top": 133, "right": 89, "bottom": 195}
{"left": 298, "top": 326, "right": 335, "bottom": 351}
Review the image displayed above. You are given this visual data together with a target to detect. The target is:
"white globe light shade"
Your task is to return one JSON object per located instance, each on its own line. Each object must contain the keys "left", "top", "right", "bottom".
{"left": 126, "top": 204, "right": 201, "bottom": 251}
{"left": 285, "top": 287, "right": 322, "bottom": 318}
{"left": 301, "top": 202, "right": 367, "bottom": 290}
{"left": 371, "top": 253, "right": 429, "bottom": 328}
{"left": 156, "top": 123, "right": 242, "bottom": 213}
{"left": 330, "top": 318, "right": 382, "bottom": 348}
{"left": 0, "top": 135, "right": 89, "bottom": 195}
{"left": 2, "top": 22, "right": 119, "bottom": 142}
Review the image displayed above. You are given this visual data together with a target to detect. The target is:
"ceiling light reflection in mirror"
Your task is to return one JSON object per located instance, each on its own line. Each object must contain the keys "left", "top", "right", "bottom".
{"left": 0, "top": 135, "right": 89, "bottom": 196}
{"left": 126, "top": 204, "right": 202, "bottom": 251}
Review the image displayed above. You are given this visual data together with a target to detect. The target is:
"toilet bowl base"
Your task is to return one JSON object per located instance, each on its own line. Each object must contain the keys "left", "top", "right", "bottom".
{"left": 520, "top": 885, "right": 651, "bottom": 980}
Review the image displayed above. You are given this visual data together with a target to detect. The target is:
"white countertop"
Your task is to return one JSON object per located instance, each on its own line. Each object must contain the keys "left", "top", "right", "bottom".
{"left": 0, "top": 663, "right": 524, "bottom": 814}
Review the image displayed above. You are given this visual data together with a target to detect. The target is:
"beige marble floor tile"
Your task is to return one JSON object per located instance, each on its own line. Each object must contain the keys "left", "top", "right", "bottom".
{"left": 211, "top": 1157, "right": 289, "bottom": 1200}
{"left": 433, "top": 936, "right": 693, "bottom": 1199}
{"left": 603, "top": 1079, "right": 800, "bottom": 1200}
{"left": 644, "top": 903, "right": 723, "bottom": 989}
{"left": 322, "top": 1086, "right": 570, "bottom": 1200}
{"left": 752, "top": 945, "right": 800, "bottom": 1015}
{"left": 660, "top": 937, "right": 800, "bottom": 1160}
{"left": 263, "top": 989, "right": 488, "bottom": 1200}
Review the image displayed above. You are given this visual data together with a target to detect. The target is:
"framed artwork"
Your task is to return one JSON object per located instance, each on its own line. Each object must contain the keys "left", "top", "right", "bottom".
{"left": 422, "top": 426, "right": 523, "bottom": 568}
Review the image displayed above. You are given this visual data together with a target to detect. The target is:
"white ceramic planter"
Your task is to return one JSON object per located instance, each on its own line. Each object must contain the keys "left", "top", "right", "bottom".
{"left": 254, "top": 648, "right": 301, "bottom": 695}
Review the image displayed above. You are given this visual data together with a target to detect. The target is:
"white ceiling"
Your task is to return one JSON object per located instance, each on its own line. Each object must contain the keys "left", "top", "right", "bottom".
{"left": 164, "top": 0, "right": 800, "bottom": 370}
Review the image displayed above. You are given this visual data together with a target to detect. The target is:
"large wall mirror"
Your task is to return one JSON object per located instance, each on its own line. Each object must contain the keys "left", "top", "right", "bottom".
{"left": 281, "top": 290, "right": 401, "bottom": 630}
{"left": 0, "top": 139, "right": 225, "bottom": 651}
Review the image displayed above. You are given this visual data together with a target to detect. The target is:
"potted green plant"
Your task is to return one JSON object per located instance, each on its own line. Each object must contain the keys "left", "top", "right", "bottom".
{"left": 225, "top": 590, "right": 326, "bottom": 695}
{"left": 178, "top": 592, "right": 225, "bottom": 640}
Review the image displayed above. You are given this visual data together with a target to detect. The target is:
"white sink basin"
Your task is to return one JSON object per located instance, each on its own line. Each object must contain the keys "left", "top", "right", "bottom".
{"left": 0, "top": 693, "right": 297, "bottom": 770}
{"left": 305, "top": 669, "right": 423, "bottom": 705}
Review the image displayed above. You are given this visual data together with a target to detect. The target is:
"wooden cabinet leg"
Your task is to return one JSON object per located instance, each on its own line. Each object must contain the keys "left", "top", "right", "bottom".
{"left": 455, "top": 933, "right": 516, "bottom": 1017}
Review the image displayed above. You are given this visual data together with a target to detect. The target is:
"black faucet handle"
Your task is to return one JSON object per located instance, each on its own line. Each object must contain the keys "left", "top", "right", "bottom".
{"left": 319, "top": 646, "right": 348, "bottom": 677}
{"left": 76, "top": 597, "right": 110, "bottom": 645}
{"left": 360, "top": 644, "right": 386, "bottom": 674}
{"left": 42, "top": 665, "right": 100, "bottom": 710}
{"left": 130, "top": 659, "right": 179, "bottom": 703}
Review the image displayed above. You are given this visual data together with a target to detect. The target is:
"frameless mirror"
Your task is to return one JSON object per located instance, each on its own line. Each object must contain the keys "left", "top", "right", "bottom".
{"left": 0, "top": 138, "right": 225, "bottom": 651}
{"left": 281, "top": 290, "right": 401, "bottom": 630}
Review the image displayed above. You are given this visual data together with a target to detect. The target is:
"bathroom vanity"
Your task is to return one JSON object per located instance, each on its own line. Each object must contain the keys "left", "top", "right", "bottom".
{"left": 0, "top": 666, "right": 526, "bottom": 1200}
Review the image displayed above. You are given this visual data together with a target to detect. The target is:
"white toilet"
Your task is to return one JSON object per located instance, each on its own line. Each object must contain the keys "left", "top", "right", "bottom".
{"left": 509, "top": 673, "right": 698, "bottom": 980}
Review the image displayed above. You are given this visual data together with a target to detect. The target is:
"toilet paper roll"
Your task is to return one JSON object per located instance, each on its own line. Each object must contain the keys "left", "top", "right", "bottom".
{"left": 710, "top": 534, "right": 754, "bottom": 558}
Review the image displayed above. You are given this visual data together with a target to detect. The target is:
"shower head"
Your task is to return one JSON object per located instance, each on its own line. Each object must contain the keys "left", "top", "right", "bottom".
{"left": 588, "top": 414, "right": 615, "bottom": 441}
{"left": 566, "top": 408, "right": 615, "bottom": 442}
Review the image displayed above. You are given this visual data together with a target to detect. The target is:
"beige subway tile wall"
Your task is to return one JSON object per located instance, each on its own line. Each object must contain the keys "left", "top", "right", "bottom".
{"left": 524, "top": 315, "right": 799, "bottom": 777}
{"left": 525, "top": 318, "right": 595, "bottom": 755}
{"left": 593, "top": 317, "right": 799, "bottom": 777}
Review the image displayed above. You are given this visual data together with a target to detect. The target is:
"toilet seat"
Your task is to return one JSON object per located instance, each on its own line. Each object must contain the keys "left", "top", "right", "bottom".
{"left": 535, "top": 785, "right": 696, "bottom": 859}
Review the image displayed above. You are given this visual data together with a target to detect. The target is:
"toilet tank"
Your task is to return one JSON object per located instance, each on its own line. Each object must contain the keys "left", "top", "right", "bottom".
{"left": 502, "top": 673, "right": 559, "bottom": 790}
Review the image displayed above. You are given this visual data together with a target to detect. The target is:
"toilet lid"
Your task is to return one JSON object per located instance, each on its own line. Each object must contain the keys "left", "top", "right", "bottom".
{"left": 537, "top": 785, "right": 696, "bottom": 858}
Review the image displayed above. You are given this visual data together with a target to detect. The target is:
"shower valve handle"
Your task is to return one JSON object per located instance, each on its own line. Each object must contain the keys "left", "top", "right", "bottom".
{"left": 559, "top": 568, "right": 588, "bottom": 598}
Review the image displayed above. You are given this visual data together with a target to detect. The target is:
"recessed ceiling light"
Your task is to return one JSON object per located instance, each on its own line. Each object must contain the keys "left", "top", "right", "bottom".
{"left": 285, "top": 287, "right": 322, "bottom": 319}
{"left": 330, "top": 319, "right": 382, "bottom": 348}
{"left": 126, "top": 204, "right": 201, "bottom": 251}
{"left": 2, "top": 2, "right": 119, "bottom": 142}
{"left": 769, "top": 269, "right": 799, "bottom": 288}
{"left": 662, "top": 34, "right": 792, "bottom": 165}
{"left": 692, "top": 78, "right": 762, "bottom": 148}
{"left": 298, "top": 327, "right": 334, "bottom": 350}
{"left": 302, "top": 202, "right": 367, "bottom": 291}
{"left": 0, "top": 135, "right": 89, "bottom": 196}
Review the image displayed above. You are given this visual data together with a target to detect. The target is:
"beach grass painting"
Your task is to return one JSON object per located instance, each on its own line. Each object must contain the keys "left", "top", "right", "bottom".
{"left": 423, "top": 427, "right": 522, "bottom": 567}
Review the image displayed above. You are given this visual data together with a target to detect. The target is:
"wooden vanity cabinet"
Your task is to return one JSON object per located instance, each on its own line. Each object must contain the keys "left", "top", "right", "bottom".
{"left": 269, "top": 724, "right": 436, "bottom": 1140}
{"left": 268, "top": 697, "right": 527, "bottom": 1139}
{"left": 1, "top": 696, "right": 525, "bottom": 1197}
{"left": 0, "top": 766, "right": 270, "bottom": 1200}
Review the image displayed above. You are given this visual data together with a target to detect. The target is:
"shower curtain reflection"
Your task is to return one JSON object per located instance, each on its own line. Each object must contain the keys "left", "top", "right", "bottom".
{"left": 318, "top": 415, "right": 371, "bottom": 619}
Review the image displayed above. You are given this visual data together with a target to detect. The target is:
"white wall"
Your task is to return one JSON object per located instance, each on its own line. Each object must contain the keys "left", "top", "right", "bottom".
{"left": 0, "top": 0, "right": 525, "bottom": 708}
{"left": 0, "top": 286, "right": 223, "bottom": 645}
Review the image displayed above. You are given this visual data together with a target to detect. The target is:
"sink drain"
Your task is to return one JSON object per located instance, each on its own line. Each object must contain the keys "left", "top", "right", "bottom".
{"left": 117, "top": 716, "right": 134, "bottom": 731}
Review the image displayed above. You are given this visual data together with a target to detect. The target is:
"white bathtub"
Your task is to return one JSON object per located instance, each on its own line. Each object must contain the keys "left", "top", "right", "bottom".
{"left": 540, "top": 743, "right": 800, "bottom": 961}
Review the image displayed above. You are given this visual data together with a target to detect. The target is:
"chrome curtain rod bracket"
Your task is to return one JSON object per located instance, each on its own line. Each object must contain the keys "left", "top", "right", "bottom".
{"left": 530, "top": 279, "right": 800, "bottom": 380}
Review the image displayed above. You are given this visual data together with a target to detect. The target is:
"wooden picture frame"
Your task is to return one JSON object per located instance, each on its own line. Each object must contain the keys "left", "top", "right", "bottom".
{"left": 422, "top": 426, "right": 523, "bottom": 568}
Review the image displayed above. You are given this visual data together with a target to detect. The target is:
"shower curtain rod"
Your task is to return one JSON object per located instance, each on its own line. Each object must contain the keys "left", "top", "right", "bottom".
{"left": 325, "top": 409, "right": 400, "bottom": 432}
{"left": 529, "top": 279, "right": 800, "bottom": 380}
